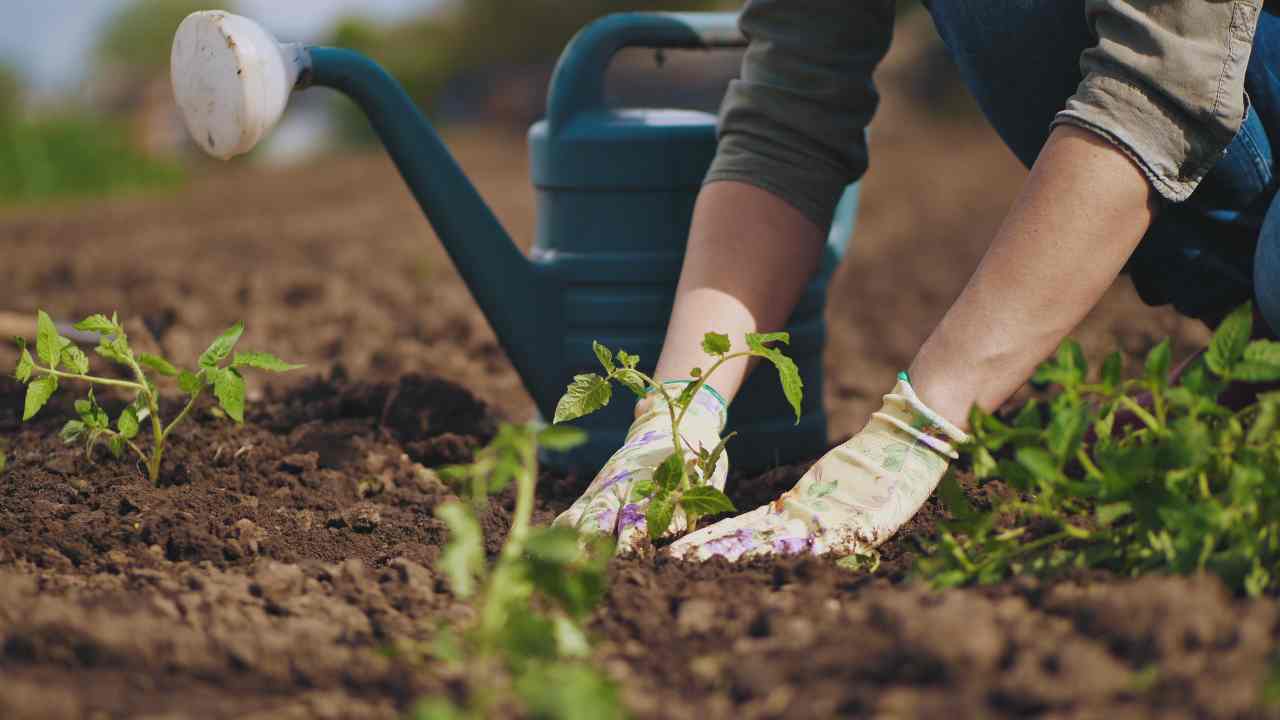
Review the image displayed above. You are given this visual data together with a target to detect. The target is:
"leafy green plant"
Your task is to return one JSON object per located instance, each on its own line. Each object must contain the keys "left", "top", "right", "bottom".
{"left": 920, "top": 302, "right": 1280, "bottom": 596}
{"left": 552, "top": 332, "right": 802, "bottom": 540}
{"left": 13, "top": 310, "right": 300, "bottom": 485}
{"left": 413, "top": 423, "right": 624, "bottom": 720}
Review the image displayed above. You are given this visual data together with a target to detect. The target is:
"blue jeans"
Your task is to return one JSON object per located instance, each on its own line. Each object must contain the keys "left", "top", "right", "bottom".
{"left": 926, "top": 0, "right": 1280, "bottom": 331}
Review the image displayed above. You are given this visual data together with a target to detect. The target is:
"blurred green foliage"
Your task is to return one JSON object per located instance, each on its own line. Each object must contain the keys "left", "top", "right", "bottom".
{"left": 0, "top": 115, "right": 184, "bottom": 205}
{"left": 96, "top": 0, "right": 235, "bottom": 72}
{"left": 0, "top": 63, "right": 19, "bottom": 119}
{"left": 329, "top": 0, "right": 734, "bottom": 139}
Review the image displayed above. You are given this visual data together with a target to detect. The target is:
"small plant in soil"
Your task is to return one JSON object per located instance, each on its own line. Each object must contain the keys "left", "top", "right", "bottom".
{"left": 13, "top": 310, "right": 300, "bottom": 485}
{"left": 921, "top": 302, "right": 1280, "bottom": 596}
{"left": 553, "top": 332, "right": 802, "bottom": 540}
{"left": 413, "top": 423, "right": 623, "bottom": 720}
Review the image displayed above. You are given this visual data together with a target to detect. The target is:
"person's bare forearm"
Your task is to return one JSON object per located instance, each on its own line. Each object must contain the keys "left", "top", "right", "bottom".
{"left": 909, "top": 124, "right": 1159, "bottom": 428}
{"left": 652, "top": 181, "right": 825, "bottom": 405}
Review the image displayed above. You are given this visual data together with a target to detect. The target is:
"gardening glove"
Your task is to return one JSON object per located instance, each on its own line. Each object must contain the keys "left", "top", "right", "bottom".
{"left": 669, "top": 373, "right": 968, "bottom": 562}
{"left": 553, "top": 381, "right": 729, "bottom": 555}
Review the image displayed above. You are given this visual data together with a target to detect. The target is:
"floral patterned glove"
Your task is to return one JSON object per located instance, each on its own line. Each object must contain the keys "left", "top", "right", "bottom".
{"left": 668, "top": 373, "right": 968, "bottom": 562}
{"left": 553, "top": 381, "right": 729, "bottom": 554}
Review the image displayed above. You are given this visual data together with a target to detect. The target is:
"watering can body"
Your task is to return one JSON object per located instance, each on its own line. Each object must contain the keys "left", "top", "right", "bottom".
{"left": 170, "top": 11, "right": 857, "bottom": 472}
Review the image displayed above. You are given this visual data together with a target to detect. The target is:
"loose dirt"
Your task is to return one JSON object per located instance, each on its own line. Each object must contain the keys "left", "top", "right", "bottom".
{"left": 1, "top": 11, "right": 1272, "bottom": 719}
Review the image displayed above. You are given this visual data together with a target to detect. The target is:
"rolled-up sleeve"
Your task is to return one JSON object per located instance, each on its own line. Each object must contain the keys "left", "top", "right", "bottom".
{"left": 1054, "top": 0, "right": 1264, "bottom": 202}
{"left": 704, "top": 0, "right": 895, "bottom": 231}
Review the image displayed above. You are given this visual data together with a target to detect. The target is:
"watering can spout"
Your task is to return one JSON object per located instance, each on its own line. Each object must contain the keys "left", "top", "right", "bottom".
{"left": 171, "top": 12, "right": 544, "bottom": 397}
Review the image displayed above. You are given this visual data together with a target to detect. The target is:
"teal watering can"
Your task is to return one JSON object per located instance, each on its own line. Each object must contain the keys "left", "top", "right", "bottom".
{"left": 171, "top": 10, "right": 858, "bottom": 471}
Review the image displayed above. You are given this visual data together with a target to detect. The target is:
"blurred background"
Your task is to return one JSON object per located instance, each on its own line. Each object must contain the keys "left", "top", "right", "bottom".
{"left": 0, "top": 0, "right": 778, "bottom": 205}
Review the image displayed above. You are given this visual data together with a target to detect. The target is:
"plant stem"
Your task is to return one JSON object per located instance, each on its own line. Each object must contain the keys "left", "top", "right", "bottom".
{"left": 123, "top": 353, "right": 165, "bottom": 485}
{"left": 1118, "top": 396, "right": 1162, "bottom": 432}
{"left": 34, "top": 366, "right": 145, "bottom": 392}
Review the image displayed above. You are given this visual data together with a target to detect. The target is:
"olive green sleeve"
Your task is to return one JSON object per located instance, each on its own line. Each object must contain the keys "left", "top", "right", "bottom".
{"left": 1054, "top": 0, "right": 1264, "bottom": 202}
{"left": 704, "top": 0, "right": 895, "bottom": 232}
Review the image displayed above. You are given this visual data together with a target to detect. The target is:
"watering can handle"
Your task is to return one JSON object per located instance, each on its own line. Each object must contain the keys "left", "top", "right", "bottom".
{"left": 545, "top": 12, "right": 745, "bottom": 131}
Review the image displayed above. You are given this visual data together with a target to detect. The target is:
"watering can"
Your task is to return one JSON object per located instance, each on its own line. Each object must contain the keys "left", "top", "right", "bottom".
{"left": 170, "top": 11, "right": 858, "bottom": 472}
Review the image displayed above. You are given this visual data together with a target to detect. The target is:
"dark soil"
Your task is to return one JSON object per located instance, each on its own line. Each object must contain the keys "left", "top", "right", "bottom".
{"left": 2, "top": 11, "right": 1275, "bottom": 720}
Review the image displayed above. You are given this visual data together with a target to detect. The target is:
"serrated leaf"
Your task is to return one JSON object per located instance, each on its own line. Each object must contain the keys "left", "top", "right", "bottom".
{"left": 435, "top": 501, "right": 483, "bottom": 598}
{"left": 60, "top": 419, "right": 87, "bottom": 444}
{"left": 211, "top": 368, "right": 246, "bottom": 423}
{"left": 553, "top": 373, "right": 611, "bottom": 423}
{"left": 94, "top": 338, "right": 130, "bottom": 365}
{"left": 138, "top": 353, "right": 179, "bottom": 376}
{"left": 1233, "top": 361, "right": 1280, "bottom": 382}
{"left": 199, "top": 321, "right": 244, "bottom": 369}
{"left": 35, "top": 310, "right": 59, "bottom": 366}
{"left": 701, "top": 332, "right": 731, "bottom": 357}
{"left": 680, "top": 485, "right": 736, "bottom": 515}
{"left": 178, "top": 371, "right": 203, "bottom": 396}
{"left": 1207, "top": 302, "right": 1252, "bottom": 375}
{"left": 699, "top": 431, "right": 735, "bottom": 480}
{"left": 231, "top": 351, "right": 303, "bottom": 373}
{"left": 653, "top": 451, "right": 684, "bottom": 493}
{"left": 646, "top": 492, "right": 676, "bottom": 541}
{"left": 745, "top": 332, "right": 802, "bottom": 422}
{"left": 1145, "top": 339, "right": 1171, "bottom": 387}
{"left": 73, "top": 314, "right": 117, "bottom": 336}
{"left": 538, "top": 424, "right": 588, "bottom": 452}
{"left": 117, "top": 407, "right": 140, "bottom": 440}
{"left": 614, "top": 368, "right": 647, "bottom": 397}
{"left": 14, "top": 345, "right": 33, "bottom": 382}
{"left": 62, "top": 345, "right": 89, "bottom": 375}
{"left": 23, "top": 375, "right": 57, "bottom": 421}
{"left": 592, "top": 341, "right": 614, "bottom": 373}
{"left": 617, "top": 350, "right": 639, "bottom": 369}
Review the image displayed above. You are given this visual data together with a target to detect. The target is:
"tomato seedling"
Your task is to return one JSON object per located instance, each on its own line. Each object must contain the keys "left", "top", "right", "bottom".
{"left": 552, "top": 332, "right": 802, "bottom": 540}
{"left": 414, "top": 423, "right": 622, "bottom": 720}
{"left": 13, "top": 310, "right": 300, "bottom": 485}
{"left": 922, "top": 302, "right": 1280, "bottom": 596}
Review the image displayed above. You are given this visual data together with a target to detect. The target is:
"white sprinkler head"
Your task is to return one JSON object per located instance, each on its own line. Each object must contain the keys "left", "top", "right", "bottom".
{"left": 171, "top": 11, "right": 308, "bottom": 160}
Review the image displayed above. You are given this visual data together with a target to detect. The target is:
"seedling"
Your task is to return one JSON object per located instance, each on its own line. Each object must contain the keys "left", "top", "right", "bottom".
{"left": 13, "top": 310, "right": 300, "bottom": 485}
{"left": 553, "top": 332, "right": 802, "bottom": 540}
{"left": 414, "top": 423, "right": 623, "bottom": 720}
{"left": 920, "top": 302, "right": 1280, "bottom": 596}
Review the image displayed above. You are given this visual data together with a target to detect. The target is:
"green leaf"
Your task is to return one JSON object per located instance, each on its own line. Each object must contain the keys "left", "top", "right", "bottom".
{"left": 1145, "top": 339, "right": 1171, "bottom": 388}
{"left": 138, "top": 353, "right": 179, "bottom": 376}
{"left": 614, "top": 368, "right": 647, "bottom": 397}
{"left": 117, "top": 407, "right": 140, "bottom": 440}
{"left": 211, "top": 368, "right": 246, "bottom": 423}
{"left": 1206, "top": 302, "right": 1252, "bottom": 375}
{"left": 538, "top": 424, "right": 588, "bottom": 452}
{"left": 592, "top": 341, "right": 614, "bottom": 373}
{"left": 699, "top": 431, "right": 736, "bottom": 480}
{"left": 14, "top": 344, "right": 33, "bottom": 383}
{"left": 1096, "top": 501, "right": 1133, "bottom": 527}
{"left": 1015, "top": 447, "right": 1058, "bottom": 486}
{"left": 108, "top": 434, "right": 126, "bottom": 459}
{"left": 526, "top": 525, "right": 583, "bottom": 565}
{"left": 435, "top": 501, "right": 484, "bottom": 598}
{"left": 1046, "top": 402, "right": 1086, "bottom": 461}
{"left": 178, "top": 371, "right": 203, "bottom": 396}
{"left": 0, "top": 450, "right": 5, "bottom": 475}
{"left": 937, "top": 473, "right": 976, "bottom": 522}
{"left": 630, "top": 479, "right": 656, "bottom": 500}
{"left": 515, "top": 662, "right": 624, "bottom": 720}
{"left": 617, "top": 350, "right": 639, "bottom": 369}
{"left": 653, "top": 451, "right": 684, "bottom": 493}
{"left": 701, "top": 332, "right": 731, "bottom": 357}
{"left": 23, "top": 375, "right": 57, "bottom": 421}
{"left": 35, "top": 310, "right": 60, "bottom": 366}
{"left": 199, "top": 321, "right": 244, "bottom": 369}
{"left": 95, "top": 338, "right": 130, "bottom": 365}
{"left": 60, "top": 420, "right": 87, "bottom": 444}
{"left": 231, "top": 351, "right": 303, "bottom": 373}
{"left": 745, "top": 332, "right": 803, "bottom": 422}
{"left": 1232, "top": 340, "right": 1280, "bottom": 381}
{"left": 553, "top": 373, "right": 612, "bottom": 423}
{"left": 646, "top": 492, "right": 677, "bottom": 541}
{"left": 680, "top": 485, "right": 736, "bottom": 515}
{"left": 59, "top": 344, "right": 88, "bottom": 375}
{"left": 73, "top": 313, "right": 117, "bottom": 336}
{"left": 76, "top": 390, "right": 109, "bottom": 429}
{"left": 1101, "top": 351, "right": 1122, "bottom": 391}
{"left": 411, "top": 698, "right": 467, "bottom": 720}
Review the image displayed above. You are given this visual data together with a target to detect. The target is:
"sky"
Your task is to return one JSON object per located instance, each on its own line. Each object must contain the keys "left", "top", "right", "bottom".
{"left": 1, "top": 0, "right": 439, "bottom": 93}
